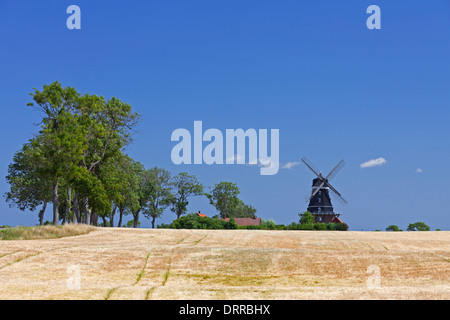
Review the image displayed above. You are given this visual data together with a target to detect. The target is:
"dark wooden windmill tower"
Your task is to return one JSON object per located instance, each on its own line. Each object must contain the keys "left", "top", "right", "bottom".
{"left": 301, "top": 157, "right": 347, "bottom": 224}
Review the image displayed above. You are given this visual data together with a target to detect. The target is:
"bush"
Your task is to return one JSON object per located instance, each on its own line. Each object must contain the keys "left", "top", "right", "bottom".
{"left": 260, "top": 219, "right": 276, "bottom": 230}
{"left": 386, "top": 225, "right": 402, "bottom": 232}
{"left": 223, "top": 217, "right": 238, "bottom": 229}
{"left": 285, "top": 222, "right": 301, "bottom": 230}
{"left": 407, "top": 222, "right": 430, "bottom": 231}
{"left": 158, "top": 213, "right": 230, "bottom": 230}
{"left": 300, "top": 222, "right": 315, "bottom": 230}
{"left": 327, "top": 223, "right": 336, "bottom": 231}
{"left": 299, "top": 211, "right": 315, "bottom": 225}
{"left": 335, "top": 223, "right": 349, "bottom": 231}
{"left": 314, "top": 223, "right": 328, "bottom": 231}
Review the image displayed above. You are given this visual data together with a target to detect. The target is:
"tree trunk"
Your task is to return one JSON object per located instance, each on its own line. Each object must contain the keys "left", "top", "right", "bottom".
{"left": 72, "top": 192, "right": 80, "bottom": 224}
{"left": 118, "top": 206, "right": 124, "bottom": 228}
{"left": 64, "top": 186, "right": 72, "bottom": 225}
{"left": 38, "top": 201, "right": 47, "bottom": 226}
{"left": 92, "top": 213, "right": 98, "bottom": 226}
{"left": 52, "top": 180, "right": 59, "bottom": 225}
{"left": 133, "top": 209, "right": 140, "bottom": 228}
{"left": 110, "top": 205, "right": 117, "bottom": 228}
{"left": 83, "top": 197, "right": 91, "bottom": 225}
{"left": 101, "top": 216, "right": 107, "bottom": 227}
{"left": 152, "top": 216, "right": 156, "bottom": 229}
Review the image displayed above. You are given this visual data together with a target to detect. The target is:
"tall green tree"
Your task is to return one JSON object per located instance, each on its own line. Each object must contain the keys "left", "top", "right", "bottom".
{"left": 74, "top": 94, "right": 140, "bottom": 224}
{"left": 143, "top": 167, "right": 173, "bottom": 228}
{"left": 206, "top": 181, "right": 256, "bottom": 218}
{"left": 170, "top": 172, "right": 204, "bottom": 219}
{"left": 234, "top": 199, "right": 257, "bottom": 218}
{"left": 206, "top": 182, "right": 240, "bottom": 219}
{"left": 117, "top": 156, "right": 140, "bottom": 228}
{"left": 27, "top": 82, "right": 86, "bottom": 225}
{"left": 128, "top": 162, "right": 156, "bottom": 228}
{"left": 22, "top": 82, "right": 140, "bottom": 225}
{"left": 4, "top": 142, "right": 52, "bottom": 225}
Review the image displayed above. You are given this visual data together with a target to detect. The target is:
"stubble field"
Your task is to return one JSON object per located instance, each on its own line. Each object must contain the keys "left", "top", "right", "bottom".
{"left": 0, "top": 226, "right": 448, "bottom": 300}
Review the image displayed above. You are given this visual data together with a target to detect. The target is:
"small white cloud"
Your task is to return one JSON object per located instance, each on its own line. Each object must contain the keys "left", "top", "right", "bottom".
{"left": 282, "top": 161, "right": 300, "bottom": 169}
{"left": 416, "top": 168, "right": 423, "bottom": 173}
{"left": 360, "top": 157, "right": 387, "bottom": 168}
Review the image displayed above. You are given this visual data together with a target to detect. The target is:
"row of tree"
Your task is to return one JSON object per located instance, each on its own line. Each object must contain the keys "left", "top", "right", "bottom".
{"left": 386, "top": 222, "right": 434, "bottom": 231}
{"left": 4, "top": 82, "right": 257, "bottom": 228}
{"left": 158, "top": 211, "right": 349, "bottom": 231}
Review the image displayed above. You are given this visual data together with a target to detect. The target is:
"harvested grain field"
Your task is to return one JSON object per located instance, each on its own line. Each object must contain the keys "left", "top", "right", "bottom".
{"left": 0, "top": 227, "right": 448, "bottom": 300}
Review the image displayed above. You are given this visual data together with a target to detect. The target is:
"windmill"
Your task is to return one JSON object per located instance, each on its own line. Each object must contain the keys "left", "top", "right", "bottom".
{"left": 301, "top": 157, "right": 347, "bottom": 224}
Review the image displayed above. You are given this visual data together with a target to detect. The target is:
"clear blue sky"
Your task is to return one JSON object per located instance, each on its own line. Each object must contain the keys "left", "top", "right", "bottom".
{"left": 1, "top": 0, "right": 449, "bottom": 230}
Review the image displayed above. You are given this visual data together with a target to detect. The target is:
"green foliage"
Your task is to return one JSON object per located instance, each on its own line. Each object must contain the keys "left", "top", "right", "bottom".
{"left": 334, "top": 222, "right": 349, "bottom": 231}
{"left": 223, "top": 217, "right": 239, "bottom": 230}
{"left": 299, "top": 211, "right": 315, "bottom": 225}
{"left": 314, "top": 222, "right": 328, "bottom": 231}
{"left": 205, "top": 182, "right": 240, "bottom": 218}
{"left": 4, "top": 142, "right": 52, "bottom": 225}
{"left": 142, "top": 167, "right": 173, "bottom": 228}
{"left": 5, "top": 82, "right": 141, "bottom": 226}
{"left": 170, "top": 173, "right": 203, "bottom": 219}
{"left": 260, "top": 219, "right": 276, "bottom": 230}
{"left": 234, "top": 200, "right": 257, "bottom": 218}
{"left": 159, "top": 213, "right": 229, "bottom": 230}
{"left": 205, "top": 181, "right": 256, "bottom": 219}
{"left": 327, "top": 223, "right": 336, "bottom": 231}
{"left": 407, "top": 222, "right": 430, "bottom": 231}
{"left": 71, "top": 166, "right": 111, "bottom": 215}
{"left": 386, "top": 225, "right": 402, "bottom": 232}
{"left": 123, "top": 219, "right": 141, "bottom": 228}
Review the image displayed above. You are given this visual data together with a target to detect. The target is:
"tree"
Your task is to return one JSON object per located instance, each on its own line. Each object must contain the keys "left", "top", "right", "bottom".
{"left": 117, "top": 156, "right": 140, "bottom": 228}
{"left": 206, "top": 182, "right": 240, "bottom": 218}
{"left": 24, "top": 82, "right": 140, "bottom": 225}
{"left": 206, "top": 181, "right": 257, "bottom": 218}
{"left": 170, "top": 172, "right": 203, "bottom": 219}
{"left": 234, "top": 199, "right": 257, "bottom": 218}
{"left": 5, "top": 82, "right": 141, "bottom": 226}
{"left": 27, "top": 84, "right": 86, "bottom": 225}
{"left": 129, "top": 163, "right": 159, "bottom": 228}
{"left": 98, "top": 152, "right": 135, "bottom": 227}
{"left": 386, "top": 225, "right": 402, "bottom": 232}
{"left": 299, "top": 211, "right": 315, "bottom": 230}
{"left": 407, "top": 222, "right": 430, "bottom": 231}
{"left": 74, "top": 94, "right": 140, "bottom": 224}
{"left": 143, "top": 167, "right": 173, "bottom": 228}
{"left": 4, "top": 142, "right": 52, "bottom": 225}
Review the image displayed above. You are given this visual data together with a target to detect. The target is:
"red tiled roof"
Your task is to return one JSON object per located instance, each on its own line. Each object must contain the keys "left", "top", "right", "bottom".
{"left": 220, "top": 217, "right": 262, "bottom": 226}
{"left": 333, "top": 216, "right": 343, "bottom": 224}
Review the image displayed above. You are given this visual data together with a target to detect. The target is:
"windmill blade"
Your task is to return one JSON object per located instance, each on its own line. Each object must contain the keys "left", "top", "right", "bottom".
{"left": 309, "top": 180, "right": 325, "bottom": 200}
{"left": 325, "top": 160, "right": 345, "bottom": 181}
{"left": 325, "top": 181, "right": 348, "bottom": 205}
{"left": 301, "top": 157, "right": 320, "bottom": 177}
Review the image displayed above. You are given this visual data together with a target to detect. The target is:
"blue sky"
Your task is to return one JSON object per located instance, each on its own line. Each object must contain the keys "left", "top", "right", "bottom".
{"left": 1, "top": 1, "right": 449, "bottom": 230}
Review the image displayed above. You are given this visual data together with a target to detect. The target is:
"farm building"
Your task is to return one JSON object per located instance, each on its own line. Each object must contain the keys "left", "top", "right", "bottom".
{"left": 220, "top": 217, "right": 262, "bottom": 227}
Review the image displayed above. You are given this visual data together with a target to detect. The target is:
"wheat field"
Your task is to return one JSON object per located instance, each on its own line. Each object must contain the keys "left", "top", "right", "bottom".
{"left": 0, "top": 227, "right": 448, "bottom": 300}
